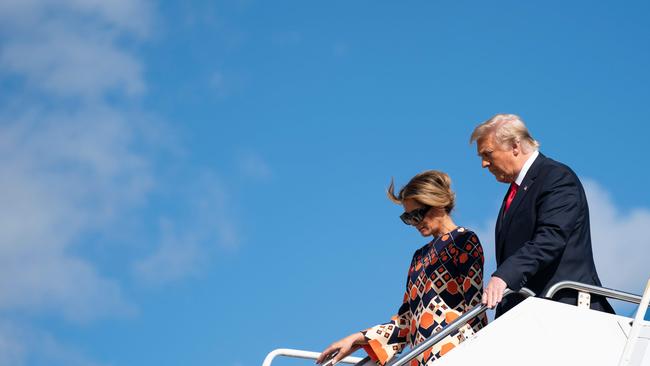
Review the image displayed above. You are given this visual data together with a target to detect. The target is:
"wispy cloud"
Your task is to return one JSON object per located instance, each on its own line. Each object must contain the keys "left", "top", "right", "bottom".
{"left": 1, "top": 27, "right": 145, "bottom": 98}
{"left": 0, "top": 0, "right": 159, "bottom": 363}
{"left": 208, "top": 69, "right": 247, "bottom": 99}
{"left": 132, "top": 219, "right": 205, "bottom": 286}
{"left": 133, "top": 172, "right": 240, "bottom": 286}
{"left": 0, "top": 321, "right": 106, "bottom": 366}
{"left": 239, "top": 151, "right": 272, "bottom": 181}
{"left": 0, "top": 0, "right": 152, "bottom": 32}
{"left": 0, "top": 108, "right": 144, "bottom": 323}
{"left": 0, "top": 0, "right": 151, "bottom": 99}
{"left": 2, "top": 0, "right": 250, "bottom": 362}
{"left": 0, "top": 322, "right": 24, "bottom": 366}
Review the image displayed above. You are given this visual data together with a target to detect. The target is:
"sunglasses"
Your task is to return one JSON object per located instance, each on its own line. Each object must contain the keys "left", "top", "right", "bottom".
{"left": 400, "top": 205, "right": 431, "bottom": 226}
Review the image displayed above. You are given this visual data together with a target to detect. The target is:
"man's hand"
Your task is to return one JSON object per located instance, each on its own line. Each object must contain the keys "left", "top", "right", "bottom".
{"left": 482, "top": 276, "right": 507, "bottom": 308}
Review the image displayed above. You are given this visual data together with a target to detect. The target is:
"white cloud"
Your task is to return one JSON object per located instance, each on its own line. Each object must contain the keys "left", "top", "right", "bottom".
{"left": 0, "top": 321, "right": 106, "bottom": 366}
{"left": 0, "top": 0, "right": 150, "bottom": 99}
{"left": 0, "top": 0, "right": 152, "bottom": 36}
{"left": 64, "top": 0, "right": 153, "bottom": 36}
{"left": 0, "top": 323, "right": 24, "bottom": 366}
{"left": 0, "top": 107, "right": 147, "bottom": 322}
{"left": 584, "top": 180, "right": 650, "bottom": 294}
{"left": 191, "top": 173, "right": 240, "bottom": 250}
{"left": 1, "top": 26, "right": 145, "bottom": 98}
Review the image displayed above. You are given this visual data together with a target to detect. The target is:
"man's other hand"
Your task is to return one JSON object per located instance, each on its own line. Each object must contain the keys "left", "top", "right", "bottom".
{"left": 482, "top": 276, "right": 507, "bottom": 308}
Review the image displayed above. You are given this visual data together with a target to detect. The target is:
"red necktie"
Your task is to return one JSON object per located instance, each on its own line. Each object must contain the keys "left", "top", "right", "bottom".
{"left": 505, "top": 182, "right": 519, "bottom": 212}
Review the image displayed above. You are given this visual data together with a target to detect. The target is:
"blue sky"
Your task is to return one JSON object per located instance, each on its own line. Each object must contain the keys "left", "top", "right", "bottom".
{"left": 0, "top": 1, "right": 649, "bottom": 365}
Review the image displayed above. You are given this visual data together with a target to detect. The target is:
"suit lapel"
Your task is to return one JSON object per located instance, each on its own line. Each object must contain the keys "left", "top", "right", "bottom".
{"left": 495, "top": 193, "right": 507, "bottom": 264}
{"left": 496, "top": 193, "right": 507, "bottom": 234}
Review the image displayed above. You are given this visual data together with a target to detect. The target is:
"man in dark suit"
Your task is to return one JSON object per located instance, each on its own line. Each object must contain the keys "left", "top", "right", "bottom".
{"left": 470, "top": 114, "right": 614, "bottom": 316}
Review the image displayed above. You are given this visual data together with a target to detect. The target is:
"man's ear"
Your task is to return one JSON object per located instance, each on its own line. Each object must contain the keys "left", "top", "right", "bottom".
{"left": 511, "top": 140, "right": 521, "bottom": 156}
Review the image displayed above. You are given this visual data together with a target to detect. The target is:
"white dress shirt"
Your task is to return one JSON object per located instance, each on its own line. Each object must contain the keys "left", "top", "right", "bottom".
{"left": 515, "top": 150, "right": 539, "bottom": 186}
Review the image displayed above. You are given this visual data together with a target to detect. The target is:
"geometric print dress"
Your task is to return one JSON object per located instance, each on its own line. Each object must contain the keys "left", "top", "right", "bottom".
{"left": 361, "top": 227, "right": 487, "bottom": 366}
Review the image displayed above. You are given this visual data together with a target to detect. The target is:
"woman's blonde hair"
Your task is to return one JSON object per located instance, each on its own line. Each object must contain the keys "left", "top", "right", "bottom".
{"left": 387, "top": 170, "right": 456, "bottom": 213}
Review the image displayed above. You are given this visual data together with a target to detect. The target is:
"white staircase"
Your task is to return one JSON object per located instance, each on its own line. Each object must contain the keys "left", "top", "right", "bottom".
{"left": 435, "top": 297, "right": 648, "bottom": 365}
{"left": 263, "top": 281, "right": 650, "bottom": 366}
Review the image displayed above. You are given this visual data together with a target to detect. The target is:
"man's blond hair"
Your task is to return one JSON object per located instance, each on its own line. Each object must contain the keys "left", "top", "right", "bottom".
{"left": 470, "top": 114, "right": 540, "bottom": 153}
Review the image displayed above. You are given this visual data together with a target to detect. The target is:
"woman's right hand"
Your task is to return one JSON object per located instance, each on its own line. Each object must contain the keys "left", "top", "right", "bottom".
{"left": 315, "top": 332, "right": 366, "bottom": 365}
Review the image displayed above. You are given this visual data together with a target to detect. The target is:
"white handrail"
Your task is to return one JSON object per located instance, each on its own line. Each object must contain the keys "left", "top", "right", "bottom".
{"left": 545, "top": 281, "right": 647, "bottom": 305}
{"left": 262, "top": 348, "right": 363, "bottom": 366}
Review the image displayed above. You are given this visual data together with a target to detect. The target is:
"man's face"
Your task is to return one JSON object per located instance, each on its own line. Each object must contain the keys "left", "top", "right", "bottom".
{"left": 476, "top": 133, "right": 518, "bottom": 183}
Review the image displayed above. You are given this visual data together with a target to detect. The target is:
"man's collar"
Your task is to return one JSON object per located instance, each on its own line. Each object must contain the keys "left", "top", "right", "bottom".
{"left": 515, "top": 150, "right": 539, "bottom": 186}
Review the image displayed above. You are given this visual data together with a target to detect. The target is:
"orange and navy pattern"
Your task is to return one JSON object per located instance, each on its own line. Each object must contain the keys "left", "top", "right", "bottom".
{"left": 361, "top": 227, "right": 486, "bottom": 366}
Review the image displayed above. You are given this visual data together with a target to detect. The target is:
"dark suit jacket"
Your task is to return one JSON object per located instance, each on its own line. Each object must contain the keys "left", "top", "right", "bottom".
{"left": 493, "top": 153, "right": 614, "bottom": 316}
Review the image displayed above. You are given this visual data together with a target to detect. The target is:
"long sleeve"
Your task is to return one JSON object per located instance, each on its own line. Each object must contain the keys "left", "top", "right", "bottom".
{"left": 361, "top": 254, "right": 416, "bottom": 366}
{"left": 361, "top": 289, "right": 412, "bottom": 365}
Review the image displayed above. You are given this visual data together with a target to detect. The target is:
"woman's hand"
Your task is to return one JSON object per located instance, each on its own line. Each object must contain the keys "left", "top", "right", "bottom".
{"left": 315, "top": 332, "right": 366, "bottom": 365}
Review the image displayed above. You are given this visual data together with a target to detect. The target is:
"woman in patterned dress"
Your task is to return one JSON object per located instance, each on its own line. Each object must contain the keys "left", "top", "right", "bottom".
{"left": 316, "top": 170, "right": 487, "bottom": 366}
